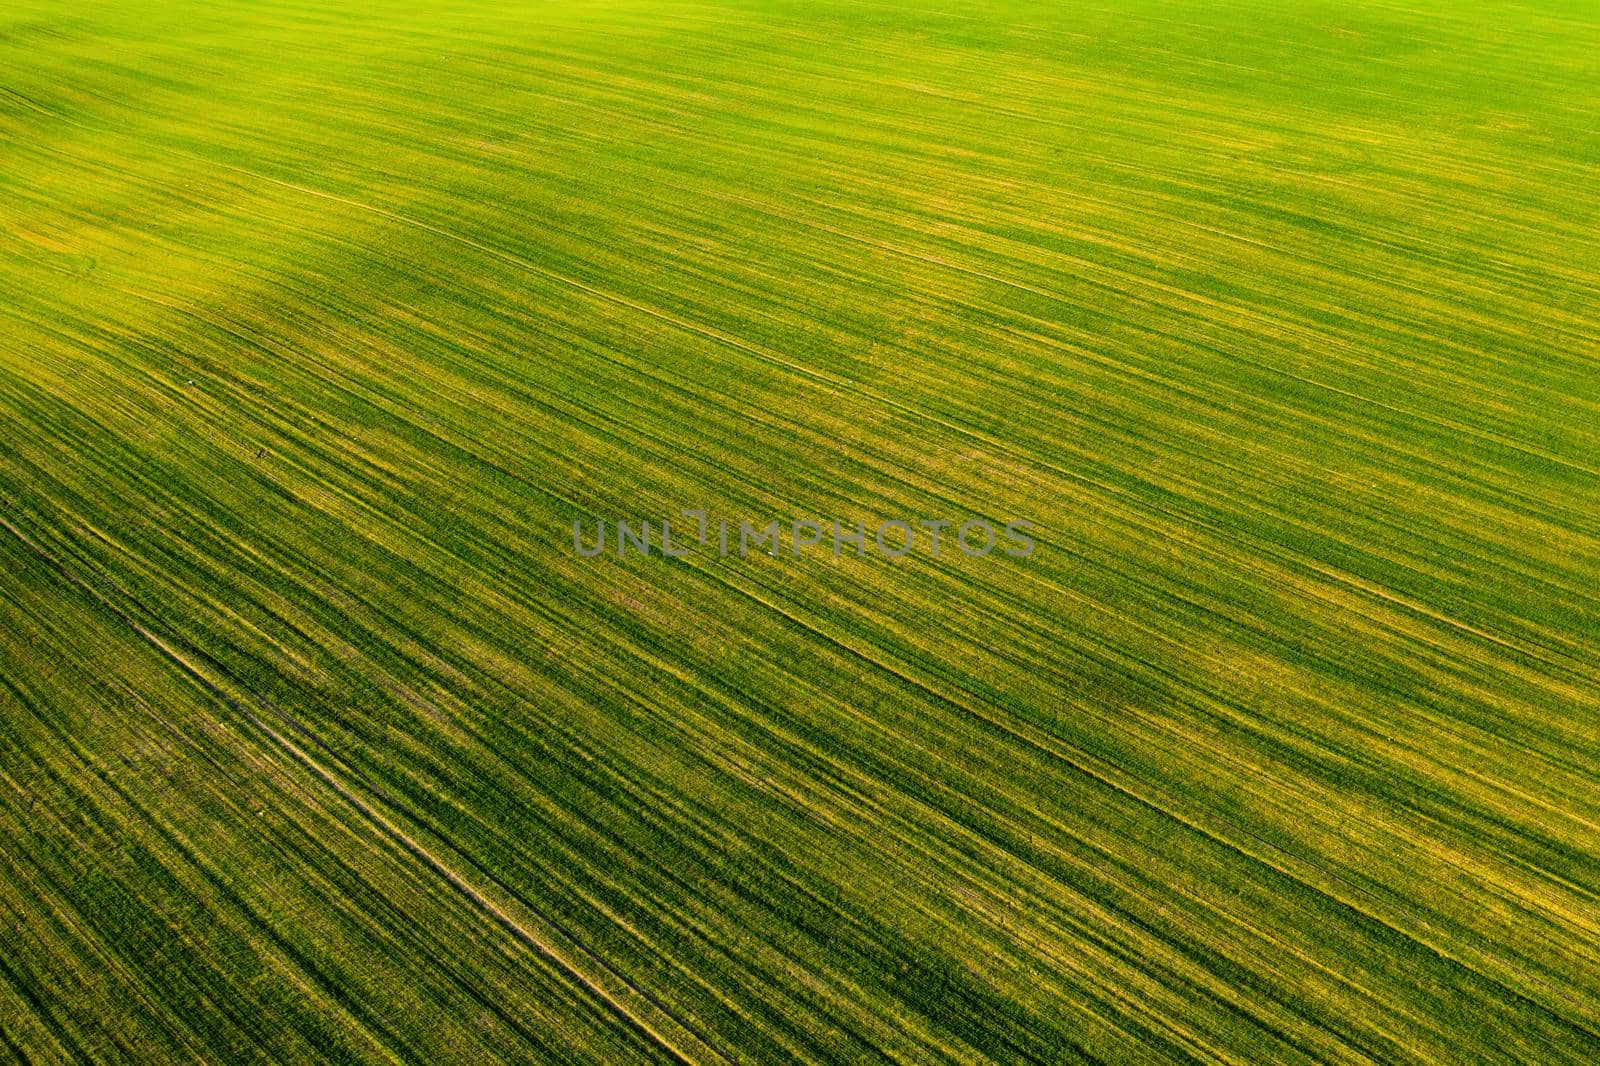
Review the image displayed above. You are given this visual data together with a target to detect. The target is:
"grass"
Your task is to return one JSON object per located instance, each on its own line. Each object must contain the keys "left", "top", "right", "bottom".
{"left": 2, "top": 0, "right": 1599, "bottom": 1060}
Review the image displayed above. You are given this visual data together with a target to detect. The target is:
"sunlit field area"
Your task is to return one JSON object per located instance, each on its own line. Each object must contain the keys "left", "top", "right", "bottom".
{"left": 3, "top": 0, "right": 1599, "bottom": 1060}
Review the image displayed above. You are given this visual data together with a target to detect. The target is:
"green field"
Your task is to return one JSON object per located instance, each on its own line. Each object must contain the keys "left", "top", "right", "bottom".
{"left": 3, "top": 0, "right": 1599, "bottom": 1061}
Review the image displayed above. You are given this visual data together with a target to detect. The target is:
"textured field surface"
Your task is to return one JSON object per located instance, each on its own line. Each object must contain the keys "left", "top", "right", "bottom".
{"left": 3, "top": 0, "right": 1600, "bottom": 1061}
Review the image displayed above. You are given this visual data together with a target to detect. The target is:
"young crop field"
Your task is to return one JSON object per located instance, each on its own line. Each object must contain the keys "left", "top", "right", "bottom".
{"left": 2, "top": 0, "right": 1599, "bottom": 1061}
